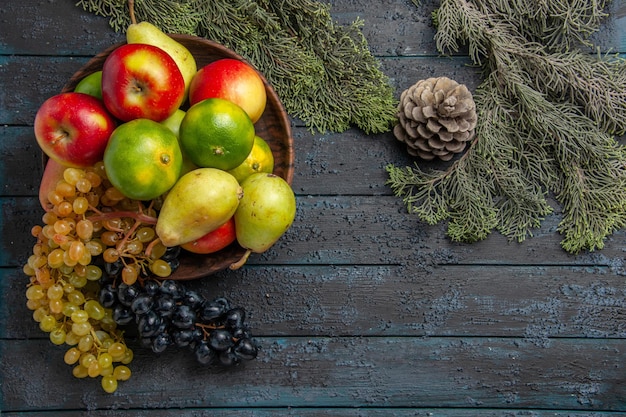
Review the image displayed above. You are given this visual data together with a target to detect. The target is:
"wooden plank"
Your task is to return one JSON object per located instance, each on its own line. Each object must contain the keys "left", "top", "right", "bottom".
{"left": 5, "top": 194, "right": 626, "bottom": 269}
{"left": 1, "top": 337, "right": 624, "bottom": 411}
{"left": 0, "top": 0, "right": 626, "bottom": 56}
{"left": 0, "top": 127, "right": 43, "bottom": 197}
{"left": 328, "top": 0, "right": 626, "bottom": 56}
{"left": 1, "top": 0, "right": 623, "bottom": 58}
{"left": 0, "top": 1, "right": 124, "bottom": 56}
{"left": 0, "top": 197, "right": 42, "bottom": 267}
{"left": 1, "top": 409, "right": 621, "bottom": 417}
{"left": 3, "top": 264, "right": 625, "bottom": 340}
{"left": 0, "top": 56, "right": 91, "bottom": 126}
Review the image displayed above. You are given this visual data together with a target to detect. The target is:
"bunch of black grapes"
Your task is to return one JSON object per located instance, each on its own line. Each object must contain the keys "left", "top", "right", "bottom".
{"left": 99, "top": 251, "right": 258, "bottom": 366}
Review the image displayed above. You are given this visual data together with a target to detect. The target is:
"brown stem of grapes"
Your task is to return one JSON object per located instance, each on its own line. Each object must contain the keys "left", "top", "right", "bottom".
{"left": 87, "top": 210, "right": 157, "bottom": 225}
{"left": 115, "top": 218, "right": 142, "bottom": 253}
{"left": 144, "top": 237, "right": 162, "bottom": 257}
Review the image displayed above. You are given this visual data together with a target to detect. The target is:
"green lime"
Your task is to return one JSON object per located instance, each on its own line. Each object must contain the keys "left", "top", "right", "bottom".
{"left": 179, "top": 98, "right": 255, "bottom": 171}
{"left": 103, "top": 118, "right": 183, "bottom": 200}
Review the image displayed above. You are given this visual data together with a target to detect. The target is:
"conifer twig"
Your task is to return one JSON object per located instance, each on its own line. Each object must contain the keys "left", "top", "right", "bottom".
{"left": 387, "top": 0, "right": 626, "bottom": 253}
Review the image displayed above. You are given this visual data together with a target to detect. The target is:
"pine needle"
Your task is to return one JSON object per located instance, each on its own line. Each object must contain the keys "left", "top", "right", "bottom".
{"left": 74, "top": 0, "right": 397, "bottom": 134}
{"left": 387, "top": 0, "right": 626, "bottom": 253}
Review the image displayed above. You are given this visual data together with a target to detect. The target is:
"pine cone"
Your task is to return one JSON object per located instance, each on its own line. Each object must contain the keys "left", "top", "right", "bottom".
{"left": 393, "top": 77, "right": 477, "bottom": 161}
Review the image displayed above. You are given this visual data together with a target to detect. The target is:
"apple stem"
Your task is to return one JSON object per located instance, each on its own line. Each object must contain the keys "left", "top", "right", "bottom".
{"left": 128, "top": 0, "right": 137, "bottom": 25}
{"left": 229, "top": 249, "right": 252, "bottom": 270}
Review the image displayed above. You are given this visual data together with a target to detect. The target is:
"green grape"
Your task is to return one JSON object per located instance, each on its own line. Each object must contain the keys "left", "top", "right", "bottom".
{"left": 62, "top": 249, "right": 78, "bottom": 267}
{"left": 77, "top": 334, "right": 94, "bottom": 352}
{"left": 66, "top": 290, "right": 85, "bottom": 306}
{"left": 39, "top": 315, "right": 57, "bottom": 332}
{"left": 71, "top": 321, "right": 92, "bottom": 337}
{"left": 84, "top": 300, "right": 105, "bottom": 320}
{"left": 121, "top": 348, "right": 133, "bottom": 365}
{"left": 72, "top": 364, "right": 89, "bottom": 379}
{"left": 62, "top": 302, "right": 80, "bottom": 317}
{"left": 71, "top": 309, "right": 89, "bottom": 324}
{"left": 63, "top": 167, "right": 85, "bottom": 185}
{"left": 85, "top": 265, "right": 102, "bottom": 281}
{"left": 108, "top": 342, "right": 126, "bottom": 361}
{"left": 113, "top": 365, "right": 131, "bottom": 381}
{"left": 32, "top": 306, "right": 49, "bottom": 322}
{"left": 79, "top": 352, "right": 97, "bottom": 368}
{"left": 150, "top": 259, "right": 172, "bottom": 278}
{"left": 121, "top": 263, "right": 139, "bottom": 285}
{"left": 49, "top": 328, "right": 67, "bottom": 345}
{"left": 136, "top": 226, "right": 155, "bottom": 243}
{"left": 85, "top": 239, "right": 104, "bottom": 256}
{"left": 26, "top": 285, "right": 45, "bottom": 301}
{"left": 65, "top": 331, "right": 80, "bottom": 346}
{"left": 49, "top": 299, "right": 64, "bottom": 314}
{"left": 64, "top": 347, "right": 81, "bottom": 365}
{"left": 88, "top": 361, "right": 102, "bottom": 378}
{"left": 101, "top": 375, "right": 118, "bottom": 393}
{"left": 47, "top": 284, "right": 64, "bottom": 300}
{"left": 68, "top": 273, "right": 87, "bottom": 288}
{"left": 98, "top": 353, "right": 113, "bottom": 369}
{"left": 73, "top": 196, "right": 89, "bottom": 215}
{"left": 100, "top": 365, "right": 114, "bottom": 377}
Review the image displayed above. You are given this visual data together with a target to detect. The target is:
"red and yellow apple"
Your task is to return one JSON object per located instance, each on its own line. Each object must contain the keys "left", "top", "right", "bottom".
{"left": 34, "top": 92, "right": 116, "bottom": 168}
{"left": 180, "top": 217, "right": 237, "bottom": 254}
{"left": 101, "top": 43, "right": 185, "bottom": 122}
{"left": 189, "top": 58, "right": 267, "bottom": 123}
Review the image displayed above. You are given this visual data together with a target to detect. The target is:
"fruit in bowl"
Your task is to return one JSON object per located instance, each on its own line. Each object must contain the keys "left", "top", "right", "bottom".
{"left": 34, "top": 92, "right": 117, "bottom": 168}
{"left": 42, "top": 34, "right": 294, "bottom": 280}
{"left": 189, "top": 58, "right": 267, "bottom": 123}
{"left": 101, "top": 43, "right": 186, "bottom": 122}
{"left": 26, "top": 14, "right": 291, "bottom": 397}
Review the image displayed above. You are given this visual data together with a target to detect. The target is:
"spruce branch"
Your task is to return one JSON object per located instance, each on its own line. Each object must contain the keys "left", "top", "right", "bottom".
{"left": 388, "top": 0, "right": 626, "bottom": 253}
{"left": 75, "top": 0, "right": 397, "bottom": 134}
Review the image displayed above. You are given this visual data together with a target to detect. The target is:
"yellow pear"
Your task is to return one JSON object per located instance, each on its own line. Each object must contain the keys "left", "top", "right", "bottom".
{"left": 126, "top": 21, "right": 197, "bottom": 99}
{"left": 156, "top": 168, "right": 242, "bottom": 247}
{"left": 230, "top": 173, "right": 296, "bottom": 269}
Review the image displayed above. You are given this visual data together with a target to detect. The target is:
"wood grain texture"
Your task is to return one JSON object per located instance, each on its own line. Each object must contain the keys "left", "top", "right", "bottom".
{"left": 1, "top": 0, "right": 625, "bottom": 415}
{"left": 3, "top": 265, "right": 625, "bottom": 340}
{"left": 1, "top": 337, "right": 625, "bottom": 411}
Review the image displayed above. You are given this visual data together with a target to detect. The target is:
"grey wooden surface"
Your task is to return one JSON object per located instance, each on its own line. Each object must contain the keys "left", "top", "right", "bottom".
{"left": 1, "top": 0, "right": 625, "bottom": 415}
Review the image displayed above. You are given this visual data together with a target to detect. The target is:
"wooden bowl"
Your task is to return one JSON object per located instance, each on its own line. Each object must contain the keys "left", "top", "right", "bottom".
{"left": 59, "top": 35, "right": 294, "bottom": 280}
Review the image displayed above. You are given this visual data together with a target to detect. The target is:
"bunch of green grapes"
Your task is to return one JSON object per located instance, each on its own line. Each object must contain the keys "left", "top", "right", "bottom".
{"left": 23, "top": 162, "right": 175, "bottom": 393}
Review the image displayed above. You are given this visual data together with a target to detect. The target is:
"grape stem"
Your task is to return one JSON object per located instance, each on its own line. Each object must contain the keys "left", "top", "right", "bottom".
{"left": 88, "top": 210, "right": 157, "bottom": 225}
{"left": 115, "top": 218, "right": 143, "bottom": 252}
{"left": 144, "top": 237, "right": 162, "bottom": 257}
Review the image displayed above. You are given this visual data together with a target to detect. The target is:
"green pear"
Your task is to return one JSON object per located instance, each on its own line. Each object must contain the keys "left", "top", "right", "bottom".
{"left": 126, "top": 21, "right": 197, "bottom": 99}
{"left": 156, "top": 168, "right": 242, "bottom": 247}
{"left": 230, "top": 173, "right": 296, "bottom": 269}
